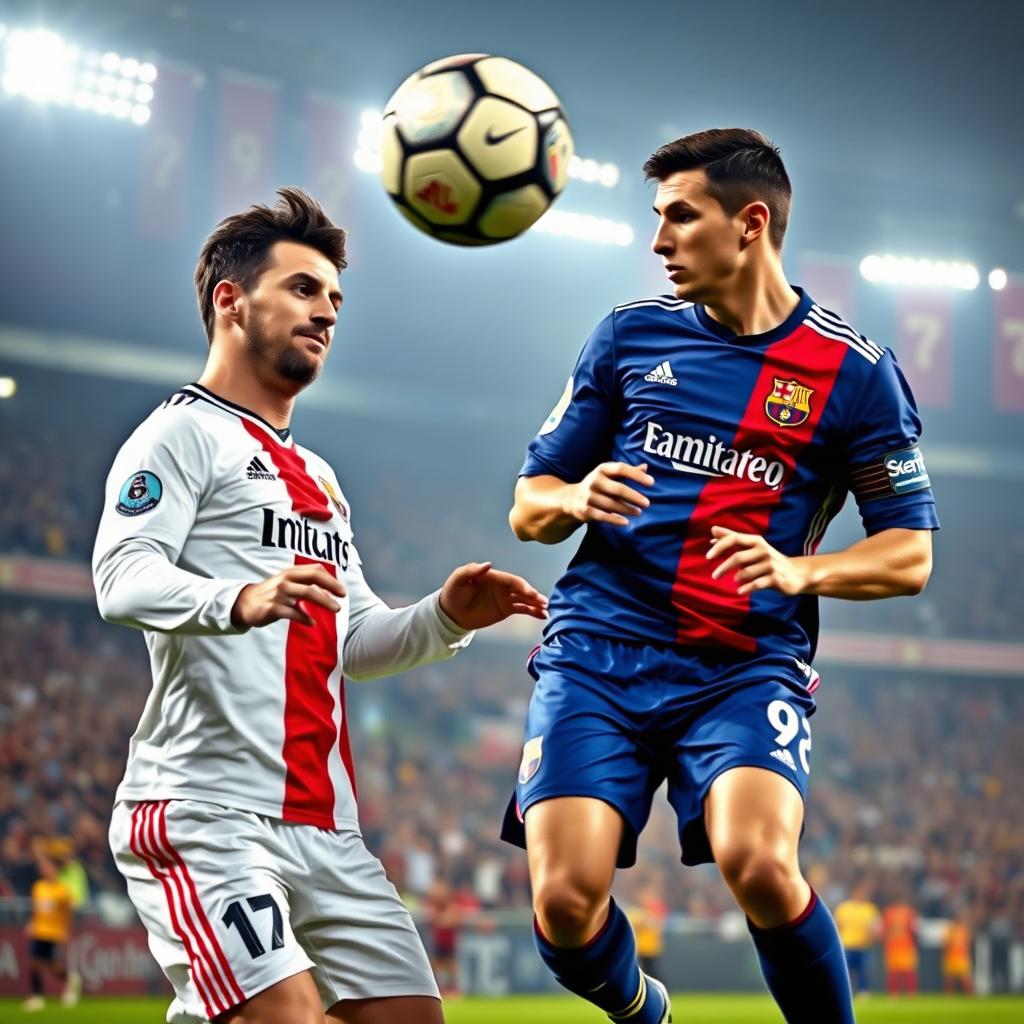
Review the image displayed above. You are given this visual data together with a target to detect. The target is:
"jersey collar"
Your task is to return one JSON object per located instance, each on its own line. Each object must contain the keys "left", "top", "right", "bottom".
{"left": 695, "top": 286, "right": 813, "bottom": 346}
{"left": 186, "top": 383, "right": 292, "bottom": 443}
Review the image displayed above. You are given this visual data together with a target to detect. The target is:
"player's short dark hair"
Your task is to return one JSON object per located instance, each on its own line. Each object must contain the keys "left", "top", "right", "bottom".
{"left": 194, "top": 186, "right": 347, "bottom": 341}
{"left": 643, "top": 128, "right": 791, "bottom": 250}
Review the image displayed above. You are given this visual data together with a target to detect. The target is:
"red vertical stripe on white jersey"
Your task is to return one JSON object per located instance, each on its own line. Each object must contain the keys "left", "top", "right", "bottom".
{"left": 671, "top": 327, "right": 847, "bottom": 651}
{"left": 281, "top": 555, "right": 342, "bottom": 826}
{"left": 239, "top": 418, "right": 347, "bottom": 826}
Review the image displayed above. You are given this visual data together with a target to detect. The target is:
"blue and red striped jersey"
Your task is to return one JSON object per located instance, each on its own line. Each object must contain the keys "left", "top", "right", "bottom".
{"left": 521, "top": 288, "right": 939, "bottom": 662}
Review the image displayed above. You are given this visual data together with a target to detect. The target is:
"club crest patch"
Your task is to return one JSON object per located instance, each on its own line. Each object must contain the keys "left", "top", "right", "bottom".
{"left": 319, "top": 476, "right": 349, "bottom": 521}
{"left": 518, "top": 736, "right": 543, "bottom": 785}
{"left": 765, "top": 377, "right": 814, "bottom": 427}
{"left": 116, "top": 471, "right": 162, "bottom": 517}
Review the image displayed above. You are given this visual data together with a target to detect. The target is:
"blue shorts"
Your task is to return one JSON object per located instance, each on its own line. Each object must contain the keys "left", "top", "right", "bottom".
{"left": 845, "top": 949, "right": 872, "bottom": 990}
{"left": 500, "top": 631, "right": 817, "bottom": 867}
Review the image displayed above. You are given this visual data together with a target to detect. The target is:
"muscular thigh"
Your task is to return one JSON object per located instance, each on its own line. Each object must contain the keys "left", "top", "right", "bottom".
{"left": 666, "top": 671, "right": 815, "bottom": 866}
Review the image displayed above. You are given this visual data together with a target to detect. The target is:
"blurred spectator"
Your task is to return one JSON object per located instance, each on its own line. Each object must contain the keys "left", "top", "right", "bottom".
{"left": 882, "top": 892, "right": 919, "bottom": 996}
{"left": 834, "top": 879, "right": 881, "bottom": 996}
{"left": 941, "top": 907, "right": 974, "bottom": 995}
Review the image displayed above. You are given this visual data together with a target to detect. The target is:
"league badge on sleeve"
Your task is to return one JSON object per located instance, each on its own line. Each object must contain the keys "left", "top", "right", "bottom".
{"left": 518, "top": 736, "right": 544, "bottom": 785}
{"left": 538, "top": 376, "right": 573, "bottom": 436}
{"left": 765, "top": 377, "right": 814, "bottom": 427}
{"left": 116, "top": 471, "right": 162, "bottom": 516}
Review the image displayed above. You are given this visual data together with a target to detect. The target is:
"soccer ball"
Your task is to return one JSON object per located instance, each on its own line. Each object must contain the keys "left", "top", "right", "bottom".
{"left": 379, "top": 54, "right": 573, "bottom": 246}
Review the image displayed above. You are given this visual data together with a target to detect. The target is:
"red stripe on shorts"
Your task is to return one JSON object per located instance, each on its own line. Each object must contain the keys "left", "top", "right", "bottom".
{"left": 671, "top": 326, "right": 847, "bottom": 651}
{"left": 282, "top": 555, "right": 341, "bottom": 827}
{"left": 142, "top": 802, "right": 238, "bottom": 1012}
{"left": 154, "top": 802, "right": 247, "bottom": 1006}
{"left": 130, "top": 803, "right": 224, "bottom": 1017}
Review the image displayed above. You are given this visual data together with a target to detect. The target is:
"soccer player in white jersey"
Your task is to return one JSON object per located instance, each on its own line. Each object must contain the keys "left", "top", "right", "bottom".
{"left": 93, "top": 188, "right": 547, "bottom": 1024}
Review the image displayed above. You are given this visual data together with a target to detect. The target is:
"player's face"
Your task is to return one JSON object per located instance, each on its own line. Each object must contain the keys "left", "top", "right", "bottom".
{"left": 242, "top": 240, "right": 342, "bottom": 388}
{"left": 651, "top": 170, "right": 747, "bottom": 303}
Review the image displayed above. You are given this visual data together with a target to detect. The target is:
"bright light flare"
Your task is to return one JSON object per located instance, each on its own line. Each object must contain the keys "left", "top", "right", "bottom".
{"left": 3, "top": 29, "right": 76, "bottom": 103}
{"left": 859, "top": 254, "right": 979, "bottom": 290}
{"left": 1, "top": 25, "right": 155, "bottom": 124}
{"left": 533, "top": 209, "right": 634, "bottom": 246}
{"left": 989, "top": 268, "right": 1008, "bottom": 291}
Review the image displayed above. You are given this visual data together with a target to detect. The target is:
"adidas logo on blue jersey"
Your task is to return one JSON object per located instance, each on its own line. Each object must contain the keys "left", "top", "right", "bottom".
{"left": 246, "top": 456, "right": 276, "bottom": 481}
{"left": 770, "top": 748, "right": 797, "bottom": 772}
{"left": 644, "top": 361, "right": 678, "bottom": 386}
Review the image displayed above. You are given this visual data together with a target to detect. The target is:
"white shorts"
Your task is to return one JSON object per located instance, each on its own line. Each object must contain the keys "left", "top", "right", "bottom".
{"left": 109, "top": 799, "right": 438, "bottom": 1022}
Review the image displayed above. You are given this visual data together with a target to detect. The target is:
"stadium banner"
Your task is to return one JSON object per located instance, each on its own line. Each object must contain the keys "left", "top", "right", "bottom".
{"left": 994, "top": 278, "right": 1024, "bottom": 412}
{"left": 139, "top": 64, "right": 199, "bottom": 239}
{"left": 0, "top": 556, "right": 93, "bottom": 599}
{"left": 305, "top": 93, "right": 358, "bottom": 259}
{"left": 0, "top": 924, "right": 166, "bottom": 996}
{"left": 896, "top": 288, "right": 952, "bottom": 407}
{"left": 800, "top": 255, "right": 856, "bottom": 322}
{"left": 214, "top": 72, "right": 279, "bottom": 221}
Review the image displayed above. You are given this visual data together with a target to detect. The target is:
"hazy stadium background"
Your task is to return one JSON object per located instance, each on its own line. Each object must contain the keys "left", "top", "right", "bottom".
{"left": 0, "top": 0, "right": 1021, "bottom": 1019}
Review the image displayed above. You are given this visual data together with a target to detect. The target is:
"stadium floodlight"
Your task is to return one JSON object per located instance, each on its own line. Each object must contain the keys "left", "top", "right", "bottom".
{"left": 1, "top": 25, "right": 156, "bottom": 124}
{"left": 353, "top": 108, "right": 384, "bottom": 173}
{"left": 0, "top": 376, "right": 17, "bottom": 399}
{"left": 533, "top": 209, "right": 635, "bottom": 246}
{"left": 988, "top": 268, "right": 1008, "bottom": 291}
{"left": 859, "top": 253, "right": 979, "bottom": 290}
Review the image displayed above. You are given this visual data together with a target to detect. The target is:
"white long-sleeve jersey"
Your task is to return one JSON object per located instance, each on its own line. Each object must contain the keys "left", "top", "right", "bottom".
{"left": 93, "top": 383, "right": 473, "bottom": 832}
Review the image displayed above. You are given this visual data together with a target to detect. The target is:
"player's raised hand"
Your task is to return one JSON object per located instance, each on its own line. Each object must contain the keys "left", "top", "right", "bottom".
{"left": 439, "top": 562, "right": 548, "bottom": 630}
{"left": 706, "top": 525, "right": 809, "bottom": 596}
{"left": 231, "top": 563, "right": 348, "bottom": 629}
{"left": 566, "top": 461, "right": 654, "bottom": 527}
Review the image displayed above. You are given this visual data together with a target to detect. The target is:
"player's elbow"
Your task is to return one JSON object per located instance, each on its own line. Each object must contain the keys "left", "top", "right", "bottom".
{"left": 905, "top": 536, "right": 933, "bottom": 595}
{"left": 509, "top": 503, "right": 534, "bottom": 542}
{"left": 905, "top": 559, "right": 931, "bottom": 596}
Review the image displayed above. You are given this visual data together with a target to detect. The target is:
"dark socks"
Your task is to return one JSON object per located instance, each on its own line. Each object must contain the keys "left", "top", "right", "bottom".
{"left": 748, "top": 891, "right": 854, "bottom": 1024}
{"left": 534, "top": 898, "right": 666, "bottom": 1021}
{"left": 30, "top": 967, "right": 42, "bottom": 995}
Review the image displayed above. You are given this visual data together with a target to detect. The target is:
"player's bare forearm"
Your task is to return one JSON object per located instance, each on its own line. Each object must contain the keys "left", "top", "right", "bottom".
{"left": 510, "top": 463, "right": 654, "bottom": 544}
{"left": 509, "top": 475, "right": 582, "bottom": 544}
{"left": 792, "top": 528, "right": 933, "bottom": 599}
{"left": 708, "top": 526, "right": 932, "bottom": 600}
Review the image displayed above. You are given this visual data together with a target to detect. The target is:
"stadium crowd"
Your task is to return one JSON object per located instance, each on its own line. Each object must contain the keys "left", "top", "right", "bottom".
{"left": 1, "top": 604, "right": 1021, "bottom": 943}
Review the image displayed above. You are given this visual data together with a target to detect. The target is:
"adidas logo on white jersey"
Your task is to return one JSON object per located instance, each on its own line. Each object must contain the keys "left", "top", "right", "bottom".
{"left": 770, "top": 748, "right": 797, "bottom": 772}
{"left": 644, "top": 361, "right": 678, "bottom": 386}
{"left": 246, "top": 456, "right": 276, "bottom": 481}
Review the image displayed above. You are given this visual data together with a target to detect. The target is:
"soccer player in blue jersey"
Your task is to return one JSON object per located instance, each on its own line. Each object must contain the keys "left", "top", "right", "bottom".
{"left": 501, "top": 128, "right": 938, "bottom": 1024}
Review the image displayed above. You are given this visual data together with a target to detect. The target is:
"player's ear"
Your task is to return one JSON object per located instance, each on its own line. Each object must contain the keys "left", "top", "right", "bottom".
{"left": 739, "top": 201, "right": 770, "bottom": 248}
{"left": 212, "top": 280, "right": 244, "bottom": 326}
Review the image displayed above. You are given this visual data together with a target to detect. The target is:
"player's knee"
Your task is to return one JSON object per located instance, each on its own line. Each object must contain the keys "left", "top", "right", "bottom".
{"left": 533, "top": 876, "right": 609, "bottom": 942}
{"left": 717, "top": 841, "right": 798, "bottom": 904}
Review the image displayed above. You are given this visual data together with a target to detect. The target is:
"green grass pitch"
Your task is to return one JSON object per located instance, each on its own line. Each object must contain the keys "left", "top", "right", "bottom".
{"left": 2, "top": 993, "right": 1022, "bottom": 1022}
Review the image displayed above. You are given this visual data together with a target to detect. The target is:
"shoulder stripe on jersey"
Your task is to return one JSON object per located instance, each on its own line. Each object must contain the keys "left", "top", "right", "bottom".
{"left": 808, "top": 306, "right": 885, "bottom": 358}
{"left": 811, "top": 305, "right": 885, "bottom": 358}
{"left": 614, "top": 297, "right": 694, "bottom": 313}
{"left": 804, "top": 310, "right": 882, "bottom": 364}
{"left": 162, "top": 390, "right": 199, "bottom": 409}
